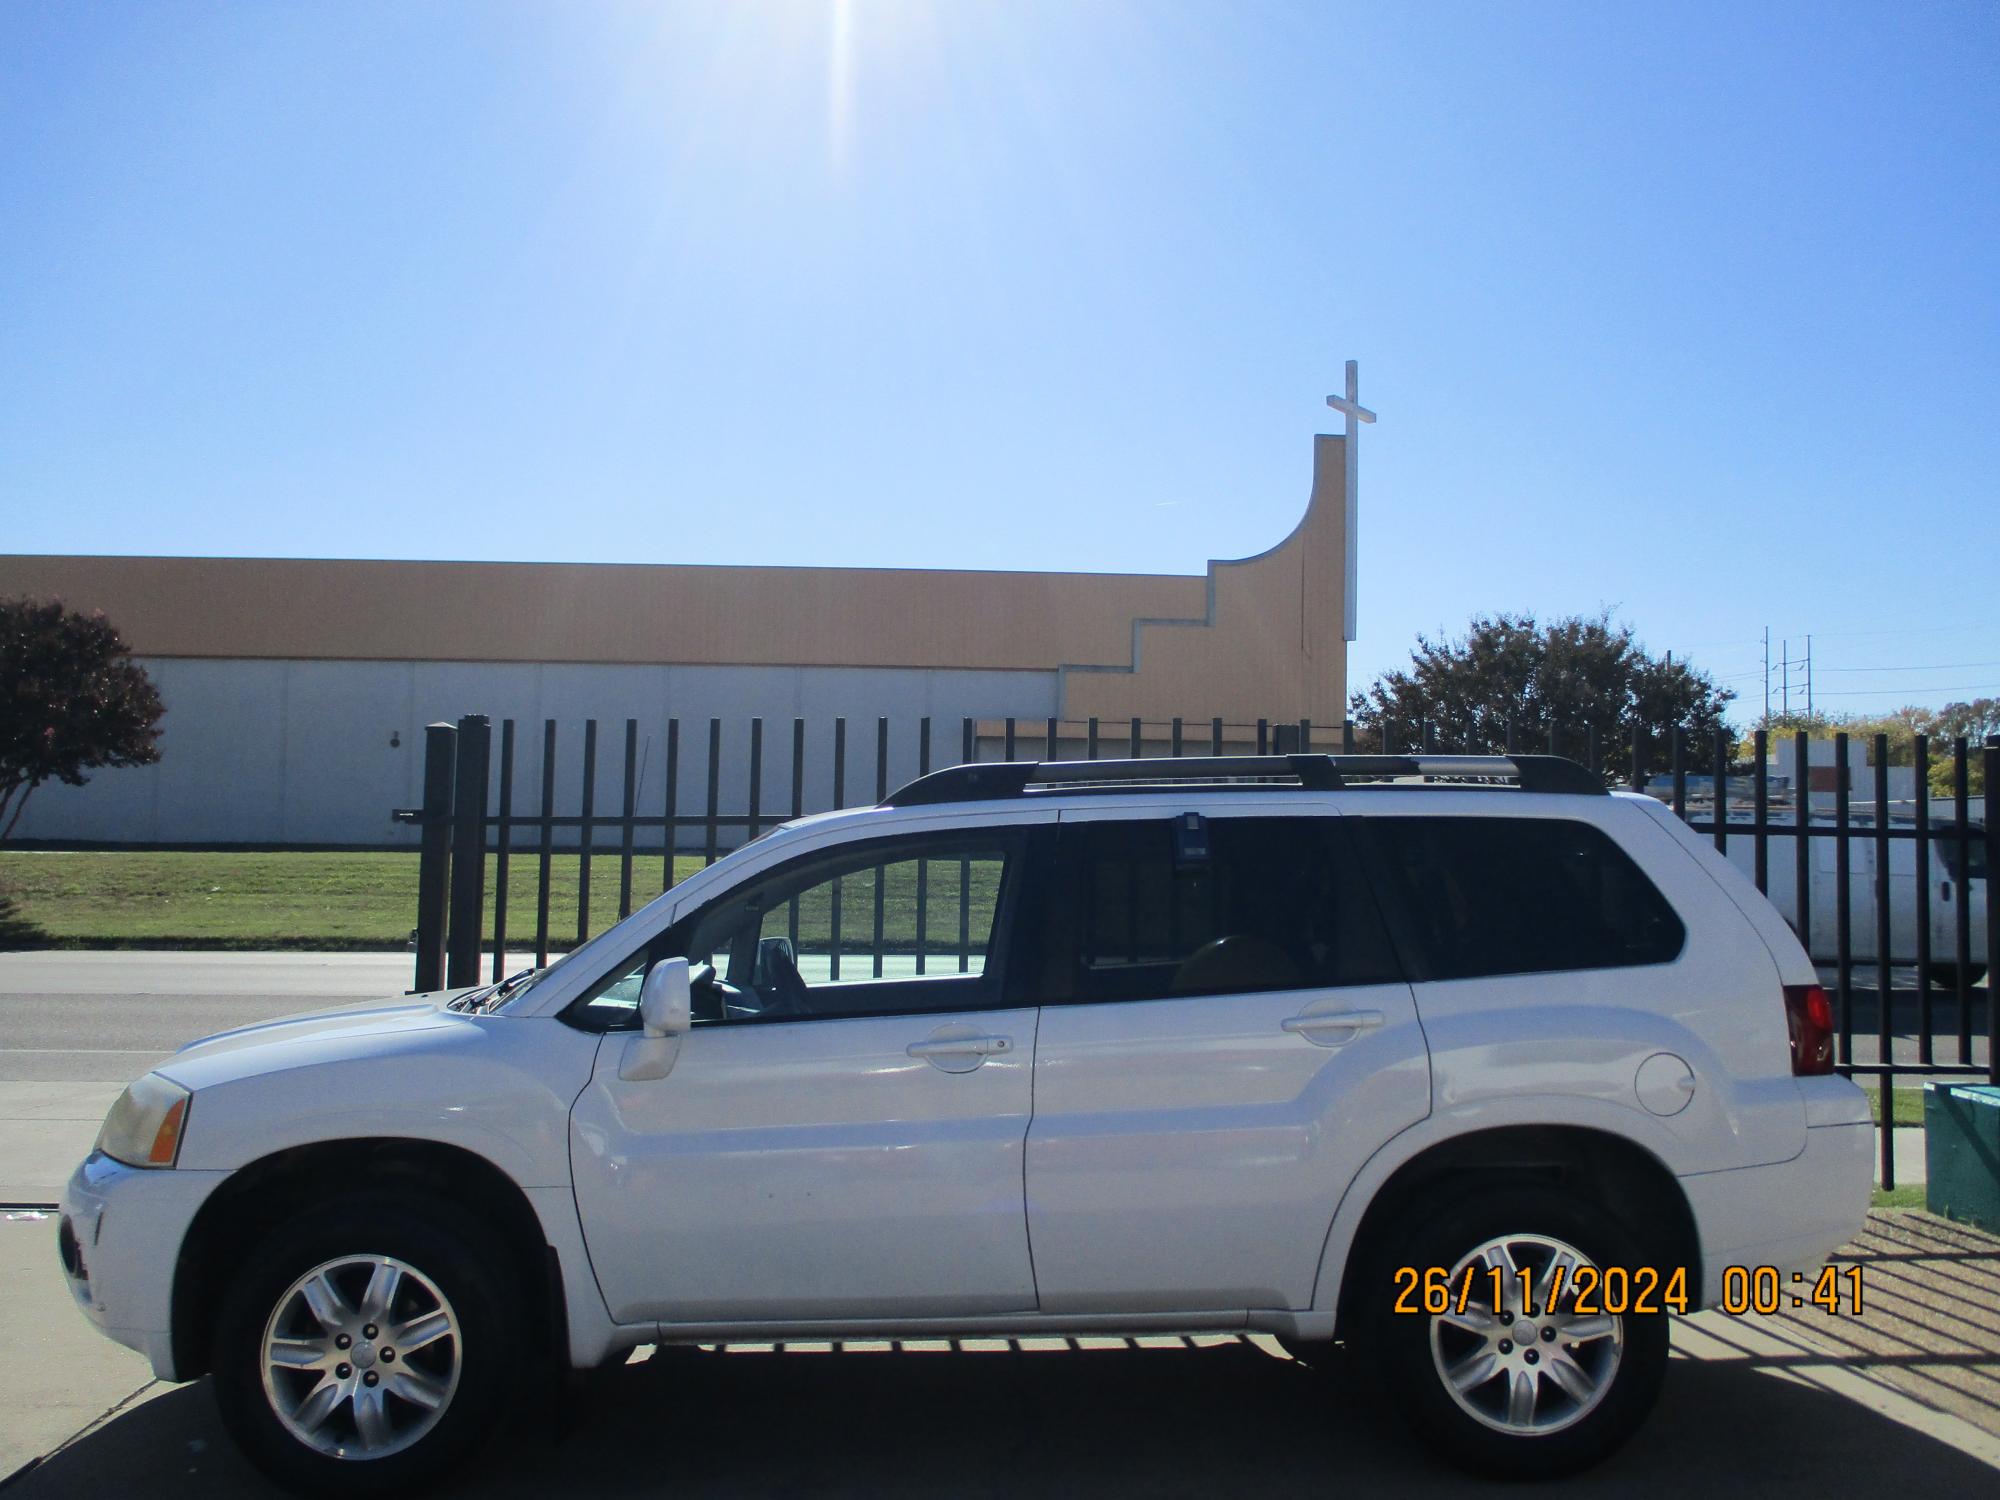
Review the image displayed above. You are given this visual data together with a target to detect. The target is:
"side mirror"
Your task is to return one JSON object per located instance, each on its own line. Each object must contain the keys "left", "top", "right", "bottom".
{"left": 639, "top": 958, "right": 692, "bottom": 1039}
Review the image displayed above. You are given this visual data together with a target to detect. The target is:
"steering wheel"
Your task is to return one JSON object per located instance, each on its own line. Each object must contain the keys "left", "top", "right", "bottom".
{"left": 757, "top": 942, "right": 812, "bottom": 1017}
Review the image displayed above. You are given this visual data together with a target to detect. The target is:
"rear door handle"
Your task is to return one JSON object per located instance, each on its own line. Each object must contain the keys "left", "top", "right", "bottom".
{"left": 1281, "top": 1009, "right": 1385, "bottom": 1046}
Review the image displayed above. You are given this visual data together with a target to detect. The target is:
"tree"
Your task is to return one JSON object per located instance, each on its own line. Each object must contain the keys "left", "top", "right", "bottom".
{"left": 1348, "top": 611, "right": 1735, "bottom": 780}
{"left": 0, "top": 599, "right": 165, "bottom": 841}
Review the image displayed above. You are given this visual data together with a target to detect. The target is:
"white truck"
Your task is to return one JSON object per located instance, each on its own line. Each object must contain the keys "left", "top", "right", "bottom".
{"left": 1687, "top": 802, "right": 1988, "bottom": 985}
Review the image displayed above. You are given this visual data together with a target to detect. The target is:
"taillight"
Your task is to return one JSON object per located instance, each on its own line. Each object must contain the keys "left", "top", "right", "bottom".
{"left": 1783, "top": 984, "right": 1834, "bottom": 1075}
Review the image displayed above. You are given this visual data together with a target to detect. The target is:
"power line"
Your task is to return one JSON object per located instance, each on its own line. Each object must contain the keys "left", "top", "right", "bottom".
{"left": 1813, "top": 658, "right": 2000, "bottom": 674}
{"left": 1810, "top": 681, "right": 2000, "bottom": 699}
{"left": 1793, "top": 621, "right": 1995, "bottom": 643}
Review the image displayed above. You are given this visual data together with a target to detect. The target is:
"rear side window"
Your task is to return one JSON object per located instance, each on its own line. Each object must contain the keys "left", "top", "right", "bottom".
{"left": 1042, "top": 815, "right": 1402, "bottom": 1004}
{"left": 1365, "top": 816, "right": 1684, "bottom": 980}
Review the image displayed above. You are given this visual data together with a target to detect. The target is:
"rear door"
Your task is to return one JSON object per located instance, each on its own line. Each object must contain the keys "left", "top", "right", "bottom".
{"left": 1023, "top": 806, "right": 1430, "bottom": 1314}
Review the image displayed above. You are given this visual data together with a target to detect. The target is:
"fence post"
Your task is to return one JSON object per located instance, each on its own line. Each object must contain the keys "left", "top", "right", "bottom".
{"left": 1874, "top": 736, "right": 1893, "bottom": 1189}
{"left": 490, "top": 719, "right": 515, "bottom": 982}
{"left": 1752, "top": 729, "right": 1768, "bottom": 894}
{"left": 409, "top": 721, "right": 456, "bottom": 993}
{"left": 1793, "top": 729, "right": 1811, "bottom": 975}
{"left": 1954, "top": 739, "right": 1974, "bottom": 1064}
{"left": 1986, "top": 736, "right": 1999, "bottom": 1086}
{"left": 445, "top": 714, "right": 491, "bottom": 989}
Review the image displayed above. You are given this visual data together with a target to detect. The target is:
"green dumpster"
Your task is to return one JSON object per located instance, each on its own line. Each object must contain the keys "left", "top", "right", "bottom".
{"left": 1924, "top": 1083, "right": 2000, "bottom": 1233}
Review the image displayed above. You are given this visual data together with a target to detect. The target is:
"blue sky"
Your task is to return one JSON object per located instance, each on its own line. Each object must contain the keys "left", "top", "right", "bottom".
{"left": 3, "top": 1, "right": 1995, "bottom": 720}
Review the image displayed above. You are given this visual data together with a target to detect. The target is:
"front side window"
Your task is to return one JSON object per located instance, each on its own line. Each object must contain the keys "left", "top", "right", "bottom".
{"left": 569, "top": 831, "right": 1021, "bottom": 1028}
{"left": 1364, "top": 816, "right": 1685, "bottom": 980}
{"left": 1038, "top": 815, "right": 1401, "bottom": 1004}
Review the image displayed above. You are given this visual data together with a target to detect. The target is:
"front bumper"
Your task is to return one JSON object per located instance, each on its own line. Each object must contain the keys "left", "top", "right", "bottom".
{"left": 59, "top": 1152, "right": 229, "bottom": 1381}
{"left": 1680, "top": 1120, "right": 1873, "bottom": 1308}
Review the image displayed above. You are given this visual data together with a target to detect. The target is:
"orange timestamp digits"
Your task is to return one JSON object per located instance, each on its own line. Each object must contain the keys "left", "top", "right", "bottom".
{"left": 1391, "top": 1263, "right": 1689, "bottom": 1317}
{"left": 1719, "top": 1264, "right": 1864, "bottom": 1315}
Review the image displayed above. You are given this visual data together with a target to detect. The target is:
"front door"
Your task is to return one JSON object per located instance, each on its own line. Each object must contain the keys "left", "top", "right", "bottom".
{"left": 569, "top": 827, "right": 1042, "bottom": 1325}
{"left": 1024, "top": 808, "right": 1430, "bottom": 1314}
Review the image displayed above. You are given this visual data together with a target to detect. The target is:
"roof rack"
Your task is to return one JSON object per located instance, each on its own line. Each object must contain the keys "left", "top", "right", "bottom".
{"left": 882, "top": 753, "right": 1605, "bottom": 807}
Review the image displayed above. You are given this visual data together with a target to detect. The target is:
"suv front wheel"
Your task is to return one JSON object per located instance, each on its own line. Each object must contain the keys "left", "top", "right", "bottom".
{"left": 211, "top": 1192, "right": 521, "bottom": 1496}
{"left": 1367, "top": 1186, "right": 1671, "bottom": 1478}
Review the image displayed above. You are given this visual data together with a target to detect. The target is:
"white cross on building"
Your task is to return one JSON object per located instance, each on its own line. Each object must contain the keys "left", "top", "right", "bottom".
{"left": 1326, "top": 359, "right": 1375, "bottom": 643}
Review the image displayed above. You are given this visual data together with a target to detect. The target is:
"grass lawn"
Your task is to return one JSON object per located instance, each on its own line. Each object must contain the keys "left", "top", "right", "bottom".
{"left": 1870, "top": 1183, "right": 1926, "bottom": 1209}
{"left": 0, "top": 847, "right": 1006, "bottom": 955}
{"left": 0, "top": 849, "right": 712, "bottom": 951}
{"left": 1861, "top": 1086, "right": 1927, "bottom": 1130}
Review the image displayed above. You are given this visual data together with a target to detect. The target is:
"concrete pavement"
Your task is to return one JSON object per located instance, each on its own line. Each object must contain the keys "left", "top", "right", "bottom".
{"left": 5, "top": 1209, "right": 1997, "bottom": 1497}
{"left": 1, "top": 1214, "right": 154, "bottom": 1485}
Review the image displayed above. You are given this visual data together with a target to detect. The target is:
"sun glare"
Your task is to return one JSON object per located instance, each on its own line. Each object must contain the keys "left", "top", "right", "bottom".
{"left": 829, "top": 0, "right": 854, "bottom": 171}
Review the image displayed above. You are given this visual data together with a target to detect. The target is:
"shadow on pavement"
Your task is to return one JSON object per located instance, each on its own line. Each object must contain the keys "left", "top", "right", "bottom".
{"left": 15, "top": 1336, "right": 1999, "bottom": 1499}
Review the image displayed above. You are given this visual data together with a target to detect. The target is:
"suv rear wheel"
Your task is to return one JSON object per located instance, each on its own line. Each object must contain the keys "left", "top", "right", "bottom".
{"left": 1366, "top": 1186, "right": 1671, "bottom": 1478}
{"left": 211, "top": 1192, "right": 521, "bottom": 1496}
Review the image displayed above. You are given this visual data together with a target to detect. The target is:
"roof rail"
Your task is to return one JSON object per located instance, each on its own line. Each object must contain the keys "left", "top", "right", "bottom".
{"left": 882, "top": 753, "right": 1605, "bottom": 807}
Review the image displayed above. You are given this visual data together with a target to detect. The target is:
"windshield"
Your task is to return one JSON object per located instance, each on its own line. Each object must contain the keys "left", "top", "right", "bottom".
{"left": 488, "top": 829, "right": 802, "bottom": 1010}
{"left": 488, "top": 886, "right": 676, "bottom": 1010}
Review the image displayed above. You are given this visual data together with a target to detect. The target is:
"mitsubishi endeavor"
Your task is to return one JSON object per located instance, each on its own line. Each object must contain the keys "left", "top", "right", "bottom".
{"left": 59, "top": 753, "right": 1873, "bottom": 1492}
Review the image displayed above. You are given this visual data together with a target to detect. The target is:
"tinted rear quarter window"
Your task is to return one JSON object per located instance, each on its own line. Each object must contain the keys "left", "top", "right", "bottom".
{"left": 1365, "top": 815, "right": 1684, "bottom": 980}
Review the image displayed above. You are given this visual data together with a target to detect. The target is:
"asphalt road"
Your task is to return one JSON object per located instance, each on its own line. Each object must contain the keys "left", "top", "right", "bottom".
{"left": 0, "top": 952, "right": 417, "bottom": 1203}
{"left": 0, "top": 951, "right": 418, "bottom": 1084}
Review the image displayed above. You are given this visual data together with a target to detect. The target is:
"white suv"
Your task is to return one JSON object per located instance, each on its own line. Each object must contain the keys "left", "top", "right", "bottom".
{"left": 60, "top": 754, "right": 1872, "bottom": 1493}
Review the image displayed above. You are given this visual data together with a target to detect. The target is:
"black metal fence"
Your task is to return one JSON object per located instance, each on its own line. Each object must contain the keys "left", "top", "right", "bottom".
{"left": 399, "top": 713, "right": 1998, "bottom": 1186}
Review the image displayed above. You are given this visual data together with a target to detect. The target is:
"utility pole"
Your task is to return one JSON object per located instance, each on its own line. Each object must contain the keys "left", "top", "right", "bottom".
{"left": 1805, "top": 634, "right": 1813, "bottom": 715}
{"left": 1763, "top": 627, "right": 1771, "bottom": 724}
{"left": 1781, "top": 640, "right": 1790, "bottom": 718}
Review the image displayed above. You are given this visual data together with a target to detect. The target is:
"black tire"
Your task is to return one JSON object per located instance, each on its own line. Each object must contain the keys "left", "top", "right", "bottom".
{"left": 1362, "top": 1186, "right": 1671, "bottom": 1479}
{"left": 211, "top": 1192, "right": 525, "bottom": 1497}
{"left": 1926, "top": 962, "right": 1987, "bottom": 991}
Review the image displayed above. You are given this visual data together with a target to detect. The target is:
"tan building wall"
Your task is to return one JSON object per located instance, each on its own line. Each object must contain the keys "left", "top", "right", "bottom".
{"left": 1062, "top": 434, "right": 1348, "bottom": 725}
{"left": 0, "top": 436, "right": 1348, "bottom": 723}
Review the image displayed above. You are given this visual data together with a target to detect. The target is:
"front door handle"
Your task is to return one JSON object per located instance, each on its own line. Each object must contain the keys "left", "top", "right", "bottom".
{"left": 907, "top": 1027, "right": 1015, "bottom": 1074}
{"left": 1281, "top": 1009, "right": 1385, "bottom": 1046}
{"left": 907, "top": 1035, "right": 1013, "bottom": 1058}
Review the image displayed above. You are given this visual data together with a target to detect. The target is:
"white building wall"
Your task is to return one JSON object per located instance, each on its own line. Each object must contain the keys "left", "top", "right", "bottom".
{"left": 16, "top": 658, "right": 1061, "bottom": 847}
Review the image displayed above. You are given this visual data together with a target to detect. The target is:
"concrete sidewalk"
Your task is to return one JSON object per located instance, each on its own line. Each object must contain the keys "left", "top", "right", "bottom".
{"left": 0, "top": 1085, "right": 123, "bottom": 1207}
{"left": 1, "top": 1215, "right": 155, "bottom": 1485}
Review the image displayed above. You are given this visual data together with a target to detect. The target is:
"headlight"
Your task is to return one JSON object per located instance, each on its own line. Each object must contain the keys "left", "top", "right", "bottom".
{"left": 96, "top": 1074, "right": 192, "bottom": 1168}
